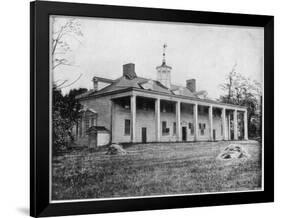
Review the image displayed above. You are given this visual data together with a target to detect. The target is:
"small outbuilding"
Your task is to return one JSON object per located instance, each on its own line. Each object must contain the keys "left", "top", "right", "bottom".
{"left": 87, "top": 126, "right": 110, "bottom": 148}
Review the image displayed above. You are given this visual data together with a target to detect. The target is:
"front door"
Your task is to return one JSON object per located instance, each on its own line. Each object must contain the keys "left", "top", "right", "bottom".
{"left": 142, "top": 127, "right": 147, "bottom": 143}
{"left": 213, "top": 129, "right": 216, "bottom": 141}
{"left": 182, "top": 127, "right": 187, "bottom": 141}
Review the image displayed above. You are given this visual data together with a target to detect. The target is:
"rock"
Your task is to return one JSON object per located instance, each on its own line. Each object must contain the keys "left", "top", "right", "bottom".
{"left": 106, "top": 144, "right": 127, "bottom": 155}
{"left": 222, "top": 154, "right": 231, "bottom": 159}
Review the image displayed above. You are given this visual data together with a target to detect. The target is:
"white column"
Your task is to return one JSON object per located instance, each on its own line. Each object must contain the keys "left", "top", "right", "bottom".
{"left": 82, "top": 112, "right": 85, "bottom": 137}
{"left": 209, "top": 106, "right": 213, "bottom": 141}
{"left": 155, "top": 98, "right": 161, "bottom": 142}
{"left": 110, "top": 100, "right": 114, "bottom": 143}
{"left": 222, "top": 108, "right": 227, "bottom": 140}
{"left": 228, "top": 113, "right": 231, "bottom": 140}
{"left": 130, "top": 95, "right": 136, "bottom": 143}
{"left": 233, "top": 109, "right": 238, "bottom": 140}
{"left": 176, "top": 101, "right": 181, "bottom": 141}
{"left": 74, "top": 123, "right": 78, "bottom": 140}
{"left": 193, "top": 104, "right": 198, "bottom": 141}
{"left": 244, "top": 110, "right": 248, "bottom": 140}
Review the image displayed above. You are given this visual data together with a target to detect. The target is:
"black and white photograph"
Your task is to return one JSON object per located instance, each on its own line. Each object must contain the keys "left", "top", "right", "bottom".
{"left": 50, "top": 15, "right": 264, "bottom": 201}
{"left": 0, "top": 0, "right": 278, "bottom": 217}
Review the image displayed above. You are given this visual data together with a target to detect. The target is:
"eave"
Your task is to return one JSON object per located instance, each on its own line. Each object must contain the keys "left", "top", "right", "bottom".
{"left": 78, "top": 87, "right": 247, "bottom": 111}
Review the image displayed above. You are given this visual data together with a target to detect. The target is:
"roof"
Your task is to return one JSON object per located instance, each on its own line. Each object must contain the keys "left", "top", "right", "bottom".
{"left": 92, "top": 76, "right": 115, "bottom": 84}
{"left": 170, "top": 84, "right": 195, "bottom": 97}
{"left": 79, "top": 108, "right": 97, "bottom": 114}
{"left": 87, "top": 126, "right": 109, "bottom": 132}
{"left": 77, "top": 75, "right": 197, "bottom": 99}
{"left": 156, "top": 62, "right": 172, "bottom": 69}
{"left": 76, "top": 75, "right": 247, "bottom": 110}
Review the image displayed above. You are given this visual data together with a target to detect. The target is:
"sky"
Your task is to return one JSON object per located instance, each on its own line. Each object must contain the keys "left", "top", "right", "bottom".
{"left": 51, "top": 16, "right": 264, "bottom": 99}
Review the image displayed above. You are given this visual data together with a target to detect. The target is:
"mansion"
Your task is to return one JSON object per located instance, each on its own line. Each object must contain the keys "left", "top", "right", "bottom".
{"left": 74, "top": 48, "right": 248, "bottom": 147}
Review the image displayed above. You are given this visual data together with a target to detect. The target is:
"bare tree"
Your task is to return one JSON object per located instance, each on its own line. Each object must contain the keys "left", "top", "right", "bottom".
{"left": 51, "top": 17, "right": 84, "bottom": 88}
{"left": 219, "top": 62, "right": 237, "bottom": 103}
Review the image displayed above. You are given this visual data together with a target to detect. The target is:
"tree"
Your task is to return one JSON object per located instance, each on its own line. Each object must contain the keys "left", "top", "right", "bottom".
{"left": 63, "top": 88, "right": 88, "bottom": 125}
{"left": 219, "top": 67, "right": 262, "bottom": 139}
{"left": 51, "top": 17, "right": 84, "bottom": 88}
{"left": 51, "top": 17, "right": 86, "bottom": 154}
{"left": 52, "top": 86, "right": 88, "bottom": 154}
{"left": 52, "top": 86, "right": 71, "bottom": 153}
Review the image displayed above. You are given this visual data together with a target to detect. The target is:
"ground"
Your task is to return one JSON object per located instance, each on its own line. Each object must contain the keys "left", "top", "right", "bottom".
{"left": 52, "top": 140, "right": 262, "bottom": 200}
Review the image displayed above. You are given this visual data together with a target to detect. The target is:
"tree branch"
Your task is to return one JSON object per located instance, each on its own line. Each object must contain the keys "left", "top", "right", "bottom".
{"left": 56, "top": 80, "right": 68, "bottom": 88}
{"left": 60, "top": 73, "right": 83, "bottom": 89}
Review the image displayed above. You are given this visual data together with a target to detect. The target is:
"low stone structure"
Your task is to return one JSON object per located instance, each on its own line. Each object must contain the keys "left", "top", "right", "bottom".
{"left": 218, "top": 144, "right": 249, "bottom": 160}
{"left": 106, "top": 144, "right": 127, "bottom": 155}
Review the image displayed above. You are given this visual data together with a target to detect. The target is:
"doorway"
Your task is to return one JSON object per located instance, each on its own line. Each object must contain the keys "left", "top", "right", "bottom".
{"left": 213, "top": 129, "right": 216, "bottom": 141}
{"left": 142, "top": 127, "right": 147, "bottom": 143}
{"left": 182, "top": 126, "right": 187, "bottom": 141}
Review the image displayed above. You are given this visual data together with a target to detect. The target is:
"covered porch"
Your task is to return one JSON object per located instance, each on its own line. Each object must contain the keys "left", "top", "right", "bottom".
{"left": 110, "top": 90, "right": 248, "bottom": 143}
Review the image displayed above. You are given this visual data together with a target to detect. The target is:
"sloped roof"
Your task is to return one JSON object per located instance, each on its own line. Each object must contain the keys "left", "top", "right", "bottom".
{"left": 77, "top": 75, "right": 197, "bottom": 99}
{"left": 79, "top": 107, "right": 97, "bottom": 114}
{"left": 170, "top": 84, "right": 195, "bottom": 98}
{"left": 87, "top": 126, "right": 109, "bottom": 133}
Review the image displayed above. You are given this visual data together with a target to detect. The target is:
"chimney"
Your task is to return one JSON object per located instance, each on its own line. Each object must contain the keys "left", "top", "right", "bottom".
{"left": 186, "top": 79, "right": 196, "bottom": 92}
{"left": 123, "top": 63, "right": 137, "bottom": 79}
{"left": 93, "top": 77, "right": 98, "bottom": 91}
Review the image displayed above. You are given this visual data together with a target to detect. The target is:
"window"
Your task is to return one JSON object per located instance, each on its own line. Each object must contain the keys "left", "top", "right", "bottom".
{"left": 173, "top": 122, "right": 176, "bottom": 135}
{"left": 124, "top": 119, "right": 131, "bottom": 135}
{"left": 199, "top": 122, "right": 206, "bottom": 135}
{"left": 162, "top": 121, "right": 169, "bottom": 135}
{"left": 90, "top": 116, "right": 96, "bottom": 126}
{"left": 85, "top": 118, "right": 90, "bottom": 130}
{"left": 189, "top": 123, "right": 194, "bottom": 135}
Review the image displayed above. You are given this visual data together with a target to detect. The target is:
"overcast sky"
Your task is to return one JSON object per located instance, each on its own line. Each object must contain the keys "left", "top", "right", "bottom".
{"left": 51, "top": 16, "right": 264, "bottom": 99}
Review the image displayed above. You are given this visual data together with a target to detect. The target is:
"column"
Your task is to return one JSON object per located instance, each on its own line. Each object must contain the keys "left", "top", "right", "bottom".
{"left": 221, "top": 108, "right": 227, "bottom": 140}
{"left": 228, "top": 113, "right": 231, "bottom": 140}
{"left": 130, "top": 95, "right": 136, "bottom": 142}
{"left": 82, "top": 112, "right": 85, "bottom": 137}
{"left": 244, "top": 110, "right": 248, "bottom": 140}
{"left": 233, "top": 109, "right": 238, "bottom": 140}
{"left": 193, "top": 104, "right": 198, "bottom": 141}
{"left": 110, "top": 100, "right": 114, "bottom": 143}
{"left": 209, "top": 106, "right": 213, "bottom": 141}
{"left": 176, "top": 101, "right": 181, "bottom": 141}
{"left": 155, "top": 98, "right": 161, "bottom": 142}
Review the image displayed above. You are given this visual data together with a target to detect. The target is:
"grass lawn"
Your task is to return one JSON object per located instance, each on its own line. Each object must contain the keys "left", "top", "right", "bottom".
{"left": 52, "top": 140, "right": 262, "bottom": 200}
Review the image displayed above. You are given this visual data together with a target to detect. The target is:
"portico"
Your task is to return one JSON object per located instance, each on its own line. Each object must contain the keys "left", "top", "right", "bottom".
{"left": 110, "top": 90, "right": 248, "bottom": 143}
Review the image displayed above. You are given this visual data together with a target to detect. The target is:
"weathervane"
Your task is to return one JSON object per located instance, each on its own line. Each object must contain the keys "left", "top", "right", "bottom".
{"left": 162, "top": 43, "right": 167, "bottom": 64}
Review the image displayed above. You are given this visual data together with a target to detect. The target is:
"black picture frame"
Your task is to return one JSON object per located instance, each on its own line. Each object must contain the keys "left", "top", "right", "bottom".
{"left": 30, "top": 1, "right": 274, "bottom": 217}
